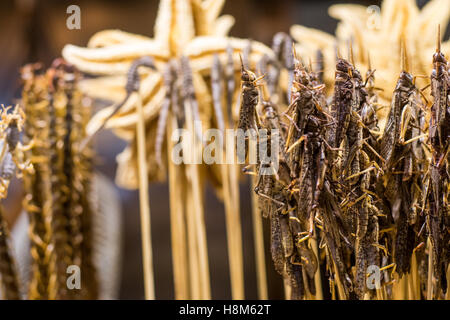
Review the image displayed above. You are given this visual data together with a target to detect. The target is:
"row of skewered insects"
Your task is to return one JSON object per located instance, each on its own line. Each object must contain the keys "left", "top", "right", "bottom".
{"left": 236, "top": 34, "right": 449, "bottom": 300}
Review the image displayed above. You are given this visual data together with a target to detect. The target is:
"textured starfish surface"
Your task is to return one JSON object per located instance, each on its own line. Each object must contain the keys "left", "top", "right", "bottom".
{"left": 290, "top": 0, "right": 450, "bottom": 123}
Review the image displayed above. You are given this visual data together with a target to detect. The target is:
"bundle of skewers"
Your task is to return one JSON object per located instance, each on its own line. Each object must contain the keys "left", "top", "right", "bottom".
{"left": 0, "top": 0, "right": 448, "bottom": 300}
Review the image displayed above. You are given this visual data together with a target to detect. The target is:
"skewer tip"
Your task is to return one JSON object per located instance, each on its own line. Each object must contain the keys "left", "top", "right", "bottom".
{"left": 261, "top": 82, "right": 270, "bottom": 102}
{"left": 335, "top": 42, "right": 342, "bottom": 60}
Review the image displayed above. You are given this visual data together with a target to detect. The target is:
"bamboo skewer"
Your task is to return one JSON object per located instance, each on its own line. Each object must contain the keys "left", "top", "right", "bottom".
{"left": 186, "top": 183, "right": 201, "bottom": 299}
{"left": 427, "top": 237, "right": 434, "bottom": 300}
{"left": 250, "top": 175, "right": 268, "bottom": 300}
{"left": 310, "top": 236, "right": 323, "bottom": 300}
{"left": 189, "top": 160, "right": 211, "bottom": 300}
{"left": 135, "top": 91, "right": 155, "bottom": 300}
{"left": 167, "top": 114, "right": 190, "bottom": 299}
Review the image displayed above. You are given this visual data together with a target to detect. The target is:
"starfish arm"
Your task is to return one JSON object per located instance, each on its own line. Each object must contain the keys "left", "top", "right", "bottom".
{"left": 79, "top": 76, "right": 128, "bottom": 102}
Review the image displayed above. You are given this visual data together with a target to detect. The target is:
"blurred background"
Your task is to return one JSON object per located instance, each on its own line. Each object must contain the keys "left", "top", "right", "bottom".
{"left": 0, "top": 0, "right": 442, "bottom": 299}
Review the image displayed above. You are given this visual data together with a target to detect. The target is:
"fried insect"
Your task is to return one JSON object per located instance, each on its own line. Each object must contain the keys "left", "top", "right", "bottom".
{"left": 49, "top": 60, "right": 98, "bottom": 299}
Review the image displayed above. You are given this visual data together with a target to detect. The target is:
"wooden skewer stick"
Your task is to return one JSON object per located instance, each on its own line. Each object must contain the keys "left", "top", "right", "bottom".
{"left": 167, "top": 114, "right": 190, "bottom": 299}
{"left": 135, "top": 90, "right": 155, "bottom": 300}
{"left": 310, "top": 236, "right": 323, "bottom": 300}
{"left": 250, "top": 174, "right": 268, "bottom": 300}
{"left": 283, "top": 277, "right": 292, "bottom": 300}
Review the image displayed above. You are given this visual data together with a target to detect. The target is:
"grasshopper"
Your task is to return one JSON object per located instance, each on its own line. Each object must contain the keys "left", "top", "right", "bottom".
{"left": 380, "top": 45, "right": 426, "bottom": 277}
{"left": 423, "top": 30, "right": 449, "bottom": 295}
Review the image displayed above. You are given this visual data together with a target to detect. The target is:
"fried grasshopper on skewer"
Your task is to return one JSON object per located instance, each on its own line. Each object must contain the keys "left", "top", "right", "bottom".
{"left": 21, "top": 61, "right": 98, "bottom": 300}
{"left": 424, "top": 31, "right": 450, "bottom": 297}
